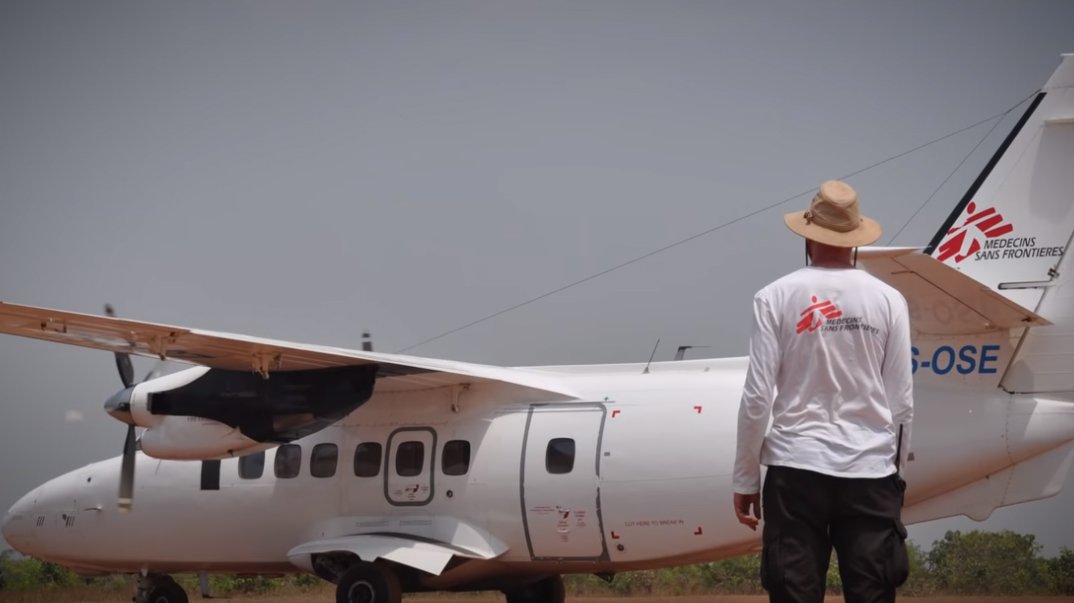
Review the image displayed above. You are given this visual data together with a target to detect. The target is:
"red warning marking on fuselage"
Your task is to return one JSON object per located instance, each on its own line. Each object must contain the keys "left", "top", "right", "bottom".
{"left": 694, "top": 526, "right": 704, "bottom": 536}
{"left": 693, "top": 405, "right": 703, "bottom": 414}
{"left": 610, "top": 530, "right": 620, "bottom": 540}
{"left": 611, "top": 409, "right": 621, "bottom": 418}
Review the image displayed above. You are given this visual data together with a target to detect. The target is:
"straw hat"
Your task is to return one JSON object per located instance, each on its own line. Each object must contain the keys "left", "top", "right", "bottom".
{"left": 783, "top": 180, "right": 881, "bottom": 247}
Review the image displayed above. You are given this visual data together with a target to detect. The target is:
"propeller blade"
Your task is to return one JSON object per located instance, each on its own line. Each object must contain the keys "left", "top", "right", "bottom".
{"left": 118, "top": 424, "right": 136, "bottom": 511}
{"left": 114, "top": 353, "right": 135, "bottom": 389}
{"left": 104, "top": 304, "right": 135, "bottom": 388}
{"left": 142, "top": 361, "right": 170, "bottom": 383}
{"left": 104, "top": 304, "right": 138, "bottom": 510}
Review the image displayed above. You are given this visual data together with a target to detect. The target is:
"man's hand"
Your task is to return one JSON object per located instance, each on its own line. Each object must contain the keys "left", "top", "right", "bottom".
{"left": 734, "top": 492, "right": 761, "bottom": 530}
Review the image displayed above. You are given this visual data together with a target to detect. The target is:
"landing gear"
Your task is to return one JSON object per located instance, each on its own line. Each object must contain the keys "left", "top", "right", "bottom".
{"left": 134, "top": 574, "right": 189, "bottom": 603}
{"left": 335, "top": 562, "right": 402, "bottom": 603}
{"left": 503, "top": 575, "right": 566, "bottom": 603}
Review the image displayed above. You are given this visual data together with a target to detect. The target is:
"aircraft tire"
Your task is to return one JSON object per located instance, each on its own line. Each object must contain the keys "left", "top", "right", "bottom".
{"left": 503, "top": 575, "right": 565, "bottom": 603}
{"left": 145, "top": 579, "right": 188, "bottom": 603}
{"left": 335, "top": 562, "right": 402, "bottom": 603}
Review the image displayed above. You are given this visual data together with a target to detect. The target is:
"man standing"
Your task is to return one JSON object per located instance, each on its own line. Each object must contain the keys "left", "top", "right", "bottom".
{"left": 732, "top": 180, "right": 914, "bottom": 603}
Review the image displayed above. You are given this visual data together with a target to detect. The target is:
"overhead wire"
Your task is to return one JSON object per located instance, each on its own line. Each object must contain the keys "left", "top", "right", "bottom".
{"left": 885, "top": 91, "right": 1039, "bottom": 245}
{"left": 397, "top": 92, "right": 1038, "bottom": 353}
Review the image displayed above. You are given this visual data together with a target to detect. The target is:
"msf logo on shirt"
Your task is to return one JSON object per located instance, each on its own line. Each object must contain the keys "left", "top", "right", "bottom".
{"left": 796, "top": 296, "right": 842, "bottom": 334}
{"left": 935, "top": 201, "right": 1014, "bottom": 263}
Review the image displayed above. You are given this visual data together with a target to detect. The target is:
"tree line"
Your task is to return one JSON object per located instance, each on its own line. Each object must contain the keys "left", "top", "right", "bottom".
{"left": 2, "top": 529, "right": 1072, "bottom": 596}
{"left": 569, "top": 530, "right": 1074, "bottom": 596}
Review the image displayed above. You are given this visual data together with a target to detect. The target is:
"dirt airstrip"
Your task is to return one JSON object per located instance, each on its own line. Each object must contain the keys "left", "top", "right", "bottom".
{"left": 274, "top": 596, "right": 1074, "bottom": 603}
{"left": 3, "top": 594, "right": 1074, "bottom": 602}
{"left": 347, "top": 593, "right": 1069, "bottom": 597}
{"left": 8, "top": 593, "right": 1074, "bottom": 597}
{"left": 397, "top": 598, "right": 1074, "bottom": 603}
{"left": 395, "top": 598, "right": 1074, "bottom": 603}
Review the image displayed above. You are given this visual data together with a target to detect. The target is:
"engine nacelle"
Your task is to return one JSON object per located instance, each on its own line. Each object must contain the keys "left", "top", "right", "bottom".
{"left": 129, "top": 366, "right": 213, "bottom": 430}
{"left": 140, "top": 415, "right": 269, "bottom": 460}
{"left": 111, "top": 363, "right": 378, "bottom": 460}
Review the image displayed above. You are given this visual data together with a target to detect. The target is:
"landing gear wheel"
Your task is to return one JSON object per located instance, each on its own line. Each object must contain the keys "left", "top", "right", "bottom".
{"left": 503, "top": 575, "right": 566, "bottom": 603}
{"left": 144, "top": 578, "right": 189, "bottom": 603}
{"left": 335, "top": 562, "right": 402, "bottom": 603}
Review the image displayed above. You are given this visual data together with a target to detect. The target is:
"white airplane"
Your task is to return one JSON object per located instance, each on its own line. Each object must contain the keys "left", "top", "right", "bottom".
{"left": 2, "top": 54, "right": 1074, "bottom": 603}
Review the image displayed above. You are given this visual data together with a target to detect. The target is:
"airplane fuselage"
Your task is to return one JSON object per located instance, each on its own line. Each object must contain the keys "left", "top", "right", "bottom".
{"left": 6, "top": 357, "right": 1073, "bottom": 590}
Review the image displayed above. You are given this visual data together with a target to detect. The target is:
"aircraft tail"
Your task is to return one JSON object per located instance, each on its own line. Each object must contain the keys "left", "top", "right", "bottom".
{"left": 863, "top": 54, "right": 1074, "bottom": 394}
{"left": 925, "top": 54, "right": 1074, "bottom": 312}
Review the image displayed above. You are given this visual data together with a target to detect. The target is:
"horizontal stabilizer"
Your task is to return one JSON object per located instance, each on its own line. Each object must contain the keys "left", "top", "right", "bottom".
{"left": 858, "top": 247, "right": 1049, "bottom": 335}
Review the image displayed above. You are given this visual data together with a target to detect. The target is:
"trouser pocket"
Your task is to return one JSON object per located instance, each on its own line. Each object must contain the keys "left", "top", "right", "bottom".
{"left": 887, "top": 519, "right": 909, "bottom": 588}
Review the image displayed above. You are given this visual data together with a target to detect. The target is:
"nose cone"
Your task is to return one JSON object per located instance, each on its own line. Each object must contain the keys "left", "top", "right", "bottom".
{"left": 104, "top": 385, "right": 136, "bottom": 424}
{"left": 3, "top": 488, "right": 38, "bottom": 553}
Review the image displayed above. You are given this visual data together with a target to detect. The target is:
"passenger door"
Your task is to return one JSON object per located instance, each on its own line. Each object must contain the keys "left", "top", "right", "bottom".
{"left": 385, "top": 427, "right": 436, "bottom": 506}
{"left": 520, "top": 403, "right": 607, "bottom": 561}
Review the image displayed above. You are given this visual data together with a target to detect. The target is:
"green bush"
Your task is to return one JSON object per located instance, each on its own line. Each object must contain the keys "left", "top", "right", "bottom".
{"left": 703, "top": 554, "right": 764, "bottom": 594}
{"left": 900, "top": 539, "right": 938, "bottom": 595}
{"left": 0, "top": 556, "right": 80, "bottom": 591}
{"left": 1047, "top": 547, "right": 1074, "bottom": 595}
{"left": 926, "top": 529, "right": 1049, "bottom": 595}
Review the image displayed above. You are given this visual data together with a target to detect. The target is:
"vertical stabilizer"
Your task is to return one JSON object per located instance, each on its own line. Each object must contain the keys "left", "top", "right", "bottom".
{"left": 926, "top": 54, "right": 1074, "bottom": 314}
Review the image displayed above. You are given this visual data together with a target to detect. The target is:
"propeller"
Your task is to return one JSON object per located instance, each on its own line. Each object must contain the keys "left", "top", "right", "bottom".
{"left": 118, "top": 421, "right": 136, "bottom": 510}
{"left": 105, "top": 304, "right": 135, "bottom": 389}
{"left": 103, "top": 304, "right": 137, "bottom": 511}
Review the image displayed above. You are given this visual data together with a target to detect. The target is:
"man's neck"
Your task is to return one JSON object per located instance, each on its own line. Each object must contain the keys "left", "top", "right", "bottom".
{"left": 810, "top": 259, "right": 853, "bottom": 268}
{"left": 807, "top": 241, "right": 854, "bottom": 268}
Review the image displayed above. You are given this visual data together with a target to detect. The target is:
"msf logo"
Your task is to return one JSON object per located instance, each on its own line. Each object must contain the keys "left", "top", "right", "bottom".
{"left": 797, "top": 296, "right": 842, "bottom": 334}
{"left": 936, "top": 201, "right": 1014, "bottom": 263}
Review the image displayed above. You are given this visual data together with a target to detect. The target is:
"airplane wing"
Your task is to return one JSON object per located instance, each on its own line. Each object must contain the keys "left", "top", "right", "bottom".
{"left": 0, "top": 301, "right": 575, "bottom": 396}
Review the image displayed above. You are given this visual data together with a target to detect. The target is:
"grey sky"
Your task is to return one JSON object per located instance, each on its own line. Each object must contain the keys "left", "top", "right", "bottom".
{"left": 2, "top": 1, "right": 1074, "bottom": 556}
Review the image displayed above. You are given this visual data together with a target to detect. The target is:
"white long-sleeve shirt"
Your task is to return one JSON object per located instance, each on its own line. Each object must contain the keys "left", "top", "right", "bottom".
{"left": 733, "top": 266, "right": 914, "bottom": 494}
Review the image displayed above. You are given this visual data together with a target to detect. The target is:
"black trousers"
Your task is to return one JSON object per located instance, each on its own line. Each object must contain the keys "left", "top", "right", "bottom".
{"left": 760, "top": 465, "right": 909, "bottom": 603}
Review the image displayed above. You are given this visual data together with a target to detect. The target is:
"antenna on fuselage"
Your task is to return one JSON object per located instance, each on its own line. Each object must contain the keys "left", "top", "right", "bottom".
{"left": 675, "top": 345, "right": 711, "bottom": 361}
{"left": 642, "top": 338, "right": 660, "bottom": 374}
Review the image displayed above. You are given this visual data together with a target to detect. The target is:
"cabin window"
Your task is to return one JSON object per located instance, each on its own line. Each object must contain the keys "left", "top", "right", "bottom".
{"left": 275, "top": 444, "right": 302, "bottom": 479}
{"left": 354, "top": 442, "right": 382, "bottom": 477}
{"left": 442, "top": 440, "right": 471, "bottom": 476}
{"left": 396, "top": 441, "right": 425, "bottom": 477}
{"left": 310, "top": 443, "right": 338, "bottom": 478}
{"left": 239, "top": 451, "right": 265, "bottom": 479}
{"left": 546, "top": 438, "right": 575, "bottom": 474}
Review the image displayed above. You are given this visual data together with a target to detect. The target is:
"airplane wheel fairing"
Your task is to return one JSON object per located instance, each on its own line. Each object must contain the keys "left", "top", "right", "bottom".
{"left": 336, "top": 562, "right": 401, "bottom": 603}
{"left": 503, "top": 575, "right": 565, "bottom": 603}
{"left": 145, "top": 580, "right": 188, "bottom": 603}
